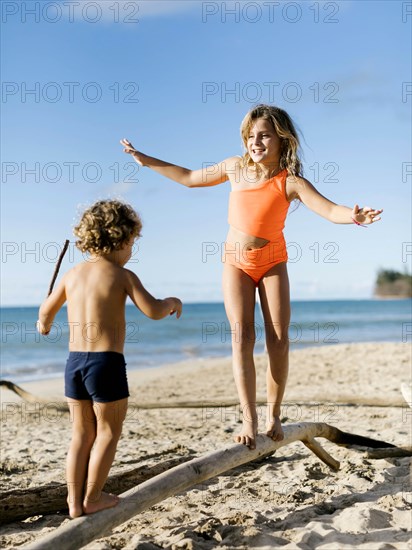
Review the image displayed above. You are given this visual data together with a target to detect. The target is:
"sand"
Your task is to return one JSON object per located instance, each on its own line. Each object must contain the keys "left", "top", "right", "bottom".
{"left": 0, "top": 342, "right": 411, "bottom": 549}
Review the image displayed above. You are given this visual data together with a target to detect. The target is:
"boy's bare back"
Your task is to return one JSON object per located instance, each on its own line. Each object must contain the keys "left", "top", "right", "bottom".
{"left": 65, "top": 258, "right": 130, "bottom": 353}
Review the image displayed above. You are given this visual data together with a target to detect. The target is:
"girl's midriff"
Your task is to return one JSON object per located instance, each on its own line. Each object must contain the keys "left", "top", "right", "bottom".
{"left": 226, "top": 226, "right": 269, "bottom": 251}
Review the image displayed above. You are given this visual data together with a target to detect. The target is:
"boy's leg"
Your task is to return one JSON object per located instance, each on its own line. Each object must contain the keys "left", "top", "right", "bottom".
{"left": 222, "top": 263, "right": 258, "bottom": 449}
{"left": 83, "top": 398, "right": 128, "bottom": 514}
{"left": 258, "top": 262, "right": 291, "bottom": 442}
{"left": 66, "top": 398, "right": 96, "bottom": 518}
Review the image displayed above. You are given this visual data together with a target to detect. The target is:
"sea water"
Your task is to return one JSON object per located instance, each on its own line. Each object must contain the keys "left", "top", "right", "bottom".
{"left": 1, "top": 300, "right": 410, "bottom": 383}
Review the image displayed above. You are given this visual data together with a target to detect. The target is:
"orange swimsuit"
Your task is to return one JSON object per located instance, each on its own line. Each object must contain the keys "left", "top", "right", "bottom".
{"left": 223, "top": 168, "right": 290, "bottom": 285}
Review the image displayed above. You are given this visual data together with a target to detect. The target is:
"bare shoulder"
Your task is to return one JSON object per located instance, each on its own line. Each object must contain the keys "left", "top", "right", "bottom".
{"left": 62, "top": 262, "right": 89, "bottom": 291}
{"left": 225, "top": 155, "right": 242, "bottom": 165}
{"left": 123, "top": 268, "right": 152, "bottom": 302}
{"left": 66, "top": 261, "right": 93, "bottom": 278}
{"left": 222, "top": 155, "right": 242, "bottom": 172}
{"left": 63, "top": 263, "right": 82, "bottom": 281}
{"left": 285, "top": 174, "right": 312, "bottom": 201}
{"left": 222, "top": 155, "right": 243, "bottom": 183}
{"left": 123, "top": 267, "right": 142, "bottom": 286}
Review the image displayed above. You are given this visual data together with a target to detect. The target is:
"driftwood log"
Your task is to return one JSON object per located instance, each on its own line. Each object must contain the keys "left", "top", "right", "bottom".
{"left": 0, "top": 447, "right": 195, "bottom": 525}
{"left": 0, "top": 380, "right": 406, "bottom": 410}
{"left": 22, "top": 422, "right": 396, "bottom": 550}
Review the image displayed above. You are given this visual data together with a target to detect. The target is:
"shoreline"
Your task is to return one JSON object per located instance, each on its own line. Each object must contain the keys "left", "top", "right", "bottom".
{"left": 2, "top": 296, "right": 412, "bottom": 309}
{"left": 0, "top": 339, "right": 409, "bottom": 401}
{"left": 2, "top": 335, "right": 410, "bottom": 388}
{"left": 1, "top": 341, "right": 410, "bottom": 406}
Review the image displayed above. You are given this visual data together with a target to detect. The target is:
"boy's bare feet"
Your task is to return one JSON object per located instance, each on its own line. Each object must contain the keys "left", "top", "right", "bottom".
{"left": 234, "top": 418, "right": 258, "bottom": 450}
{"left": 83, "top": 492, "right": 120, "bottom": 515}
{"left": 67, "top": 498, "right": 83, "bottom": 519}
{"left": 266, "top": 415, "right": 284, "bottom": 442}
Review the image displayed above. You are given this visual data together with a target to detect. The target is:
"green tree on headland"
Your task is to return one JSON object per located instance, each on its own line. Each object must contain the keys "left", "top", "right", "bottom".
{"left": 374, "top": 269, "right": 412, "bottom": 298}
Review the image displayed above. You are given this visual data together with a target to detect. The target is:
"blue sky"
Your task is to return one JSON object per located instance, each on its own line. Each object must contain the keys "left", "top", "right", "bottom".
{"left": 1, "top": 0, "right": 411, "bottom": 305}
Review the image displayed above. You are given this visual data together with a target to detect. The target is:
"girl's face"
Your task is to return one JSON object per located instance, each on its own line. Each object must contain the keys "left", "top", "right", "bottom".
{"left": 247, "top": 118, "right": 281, "bottom": 166}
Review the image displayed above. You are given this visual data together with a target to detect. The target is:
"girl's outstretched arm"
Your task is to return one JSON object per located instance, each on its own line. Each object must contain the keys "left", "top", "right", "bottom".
{"left": 288, "top": 176, "right": 383, "bottom": 225}
{"left": 120, "top": 138, "right": 235, "bottom": 188}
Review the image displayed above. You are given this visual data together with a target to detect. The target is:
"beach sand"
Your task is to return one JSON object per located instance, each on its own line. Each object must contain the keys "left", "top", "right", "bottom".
{"left": 1, "top": 342, "right": 411, "bottom": 549}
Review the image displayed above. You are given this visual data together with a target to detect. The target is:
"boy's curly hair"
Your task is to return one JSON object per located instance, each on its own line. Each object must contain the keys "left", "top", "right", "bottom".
{"left": 74, "top": 200, "right": 142, "bottom": 255}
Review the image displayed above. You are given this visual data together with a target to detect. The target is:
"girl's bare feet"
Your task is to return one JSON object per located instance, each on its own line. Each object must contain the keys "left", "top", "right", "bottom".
{"left": 234, "top": 418, "right": 258, "bottom": 450}
{"left": 83, "top": 492, "right": 119, "bottom": 515}
{"left": 67, "top": 498, "right": 83, "bottom": 519}
{"left": 266, "top": 415, "right": 284, "bottom": 442}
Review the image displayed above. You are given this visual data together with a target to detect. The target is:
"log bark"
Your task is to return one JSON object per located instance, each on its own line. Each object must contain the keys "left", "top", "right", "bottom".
{"left": 366, "top": 447, "right": 412, "bottom": 459}
{"left": 23, "top": 422, "right": 395, "bottom": 550}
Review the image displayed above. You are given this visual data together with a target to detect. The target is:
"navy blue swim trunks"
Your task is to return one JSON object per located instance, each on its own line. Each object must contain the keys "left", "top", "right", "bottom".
{"left": 65, "top": 351, "right": 129, "bottom": 403}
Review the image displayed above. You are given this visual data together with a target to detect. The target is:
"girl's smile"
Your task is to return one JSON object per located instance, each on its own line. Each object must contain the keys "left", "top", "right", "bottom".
{"left": 247, "top": 118, "right": 281, "bottom": 166}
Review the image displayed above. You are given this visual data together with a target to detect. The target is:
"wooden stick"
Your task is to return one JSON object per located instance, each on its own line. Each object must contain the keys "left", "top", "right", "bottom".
{"left": 22, "top": 422, "right": 395, "bottom": 550}
{"left": 0, "top": 380, "right": 406, "bottom": 411}
{"left": 0, "top": 380, "right": 67, "bottom": 410}
{"left": 47, "top": 240, "right": 69, "bottom": 296}
{"left": 302, "top": 437, "right": 340, "bottom": 471}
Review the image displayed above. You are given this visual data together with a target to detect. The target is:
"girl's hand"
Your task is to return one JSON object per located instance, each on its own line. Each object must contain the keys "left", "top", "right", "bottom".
{"left": 120, "top": 138, "right": 145, "bottom": 166}
{"left": 352, "top": 204, "right": 383, "bottom": 225}
{"left": 168, "top": 298, "right": 182, "bottom": 319}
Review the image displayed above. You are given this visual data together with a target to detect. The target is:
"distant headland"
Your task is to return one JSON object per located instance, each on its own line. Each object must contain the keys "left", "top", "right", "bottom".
{"left": 374, "top": 269, "right": 412, "bottom": 299}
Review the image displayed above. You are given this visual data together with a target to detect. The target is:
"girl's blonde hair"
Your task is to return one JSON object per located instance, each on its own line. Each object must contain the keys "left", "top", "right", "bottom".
{"left": 74, "top": 199, "right": 142, "bottom": 255}
{"left": 240, "top": 104, "right": 303, "bottom": 177}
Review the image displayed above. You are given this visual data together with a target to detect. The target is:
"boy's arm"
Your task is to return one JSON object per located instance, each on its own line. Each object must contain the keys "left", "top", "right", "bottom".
{"left": 124, "top": 270, "right": 182, "bottom": 320}
{"left": 121, "top": 139, "right": 236, "bottom": 188}
{"left": 37, "top": 276, "right": 67, "bottom": 335}
{"left": 288, "top": 176, "right": 383, "bottom": 225}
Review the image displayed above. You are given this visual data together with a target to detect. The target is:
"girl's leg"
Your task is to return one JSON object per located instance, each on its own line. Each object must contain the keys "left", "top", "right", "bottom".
{"left": 258, "top": 262, "right": 291, "bottom": 442}
{"left": 222, "top": 263, "right": 258, "bottom": 449}
{"left": 66, "top": 398, "right": 96, "bottom": 518}
{"left": 83, "top": 398, "right": 128, "bottom": 514}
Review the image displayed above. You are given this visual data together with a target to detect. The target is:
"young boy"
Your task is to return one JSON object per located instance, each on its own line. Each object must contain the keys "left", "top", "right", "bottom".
{"left": 37, "top": 199, "right": 182, "bottom": 518}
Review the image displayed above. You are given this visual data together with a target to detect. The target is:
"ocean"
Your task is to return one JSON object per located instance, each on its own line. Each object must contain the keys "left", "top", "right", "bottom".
{"left": 1, "top": 300, "right": 411, "bottom": 383}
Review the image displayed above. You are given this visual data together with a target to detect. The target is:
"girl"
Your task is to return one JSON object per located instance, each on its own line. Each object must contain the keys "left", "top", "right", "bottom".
{"left": 121, "top": 104, "right": 382, "bottom": 450}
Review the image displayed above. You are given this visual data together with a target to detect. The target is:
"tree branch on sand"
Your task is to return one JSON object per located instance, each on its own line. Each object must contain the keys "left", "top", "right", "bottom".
{"left": 0, "top": 380, "right": 406, "bottom": 410}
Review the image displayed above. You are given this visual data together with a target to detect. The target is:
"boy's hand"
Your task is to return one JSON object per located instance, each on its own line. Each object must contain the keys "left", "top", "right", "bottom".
{"left": 120, "top": 138, "right": 146, "bottom": 166}
{"left": 36, "top": 319, "right": 50, "bottom": 335}
{"left": 168, "top": 298, "right": 182, "bottom": 319}
{"left": 352, "top": 204, "right": 383, "bottom": 225}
